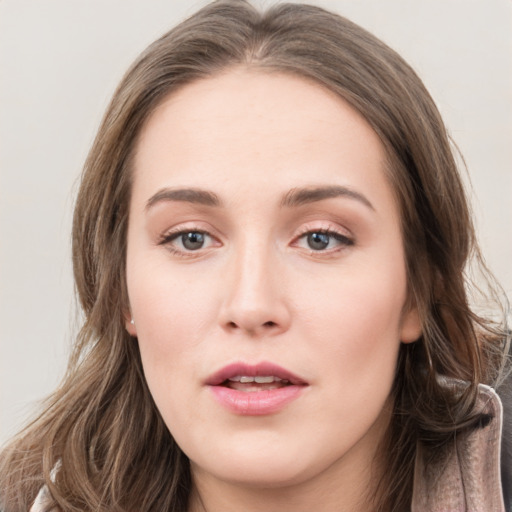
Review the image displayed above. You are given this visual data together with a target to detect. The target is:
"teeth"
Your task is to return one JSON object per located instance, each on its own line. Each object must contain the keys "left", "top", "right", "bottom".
{"left": 255, "top": 376, "right": 275, "bottom": 384}
{"left": 227, "top": 375, "right": 287, "bottom": 384}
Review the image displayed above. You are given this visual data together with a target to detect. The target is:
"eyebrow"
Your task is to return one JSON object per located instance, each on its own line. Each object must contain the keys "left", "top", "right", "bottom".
{"left": 145, "top": 187, "right": 222, "bottom": 210}
{"left": 145, "top": 185, "right": 374, "bottom": 211}
{"left": 280, "top": 185, "right": 375, "bottom": 210}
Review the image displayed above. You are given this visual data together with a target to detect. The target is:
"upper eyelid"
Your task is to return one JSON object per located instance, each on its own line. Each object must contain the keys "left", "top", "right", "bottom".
{"left": 159, "top": 221, "right": 219, "bottom": 237}
{"left": 158, "top": 226, "right": 217, "bottom": 246}
{"left": 293, "top": 221, "right": 353, "bottom": 239}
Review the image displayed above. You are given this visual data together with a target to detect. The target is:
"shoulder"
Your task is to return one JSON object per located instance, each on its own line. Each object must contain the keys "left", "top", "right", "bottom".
{"left": 30, "top": 486, "right": 49, "bottom": 512}
{"left": 498, "top": 370, "right": 512, "bottom": 511}
{"left": 30, "top": 486, "right": 60, "bottom": 512}
{"left": 412, "top": 384, "right": 507, "bottom": 511}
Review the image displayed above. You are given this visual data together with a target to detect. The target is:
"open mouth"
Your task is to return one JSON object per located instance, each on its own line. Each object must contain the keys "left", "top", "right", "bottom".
{"left": 206, "top": 362, "right": 307, "bottom": 415}
{"left": 220, "top": 375, "right": 291, "bottom": 392}
{"left": 206, "top": 362, "right": 306, "bottom": 388}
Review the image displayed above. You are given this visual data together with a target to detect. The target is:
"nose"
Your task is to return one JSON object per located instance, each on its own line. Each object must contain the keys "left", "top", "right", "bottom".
{"left": 218, "top": 241, "right": 291, "bottom": 338}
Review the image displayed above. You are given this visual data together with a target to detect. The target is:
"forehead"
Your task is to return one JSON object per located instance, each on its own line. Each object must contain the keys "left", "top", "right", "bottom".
{"left": 131, "top": 69, "right": 395, "bottom": 215}
{"left": 136, "top": 69, "right": 382, "bottom": 154}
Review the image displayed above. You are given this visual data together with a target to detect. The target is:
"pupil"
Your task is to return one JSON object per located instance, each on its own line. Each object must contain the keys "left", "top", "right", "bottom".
{"left": 182, "top": 232, "right": 204, "bottom": 250}
{"left": 308, "top": 232, "right": 329, "bottom": 250}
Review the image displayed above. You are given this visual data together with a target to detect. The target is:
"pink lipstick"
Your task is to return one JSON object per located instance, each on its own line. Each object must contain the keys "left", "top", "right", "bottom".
{"left": 205, "top": 362, "right": 308, "bottom": 415}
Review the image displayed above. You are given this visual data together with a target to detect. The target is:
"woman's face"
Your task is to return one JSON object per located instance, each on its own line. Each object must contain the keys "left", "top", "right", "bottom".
{"left": 125, "top": 70, "right": 420, "bottom": 494}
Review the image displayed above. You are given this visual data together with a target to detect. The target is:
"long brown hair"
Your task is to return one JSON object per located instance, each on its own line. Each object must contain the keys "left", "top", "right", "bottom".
{"left": 1, "top": 1, "right": 509, "bottom": 511}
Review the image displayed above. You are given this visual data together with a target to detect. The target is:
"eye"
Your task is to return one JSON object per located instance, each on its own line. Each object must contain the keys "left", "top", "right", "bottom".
{"left": 297, "top": 230, "right": 353, "bottom": 251}
{"left": 160, "top": 230, "right": 215, "bottom": 252}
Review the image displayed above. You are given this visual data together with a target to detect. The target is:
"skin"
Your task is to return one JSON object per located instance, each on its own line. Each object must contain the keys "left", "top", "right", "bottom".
{"left": 125, "top": 69, "right": 421, "bottom": 512}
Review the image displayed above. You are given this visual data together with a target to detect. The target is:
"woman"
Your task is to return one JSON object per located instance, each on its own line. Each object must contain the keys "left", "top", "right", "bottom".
{"left": 1, "top": 1, "right": 509, "bottom": 510}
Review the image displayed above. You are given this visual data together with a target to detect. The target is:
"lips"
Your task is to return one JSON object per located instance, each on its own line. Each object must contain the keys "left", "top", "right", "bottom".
{"left": 205, "top": 362, "right": 308, "bottom": 415}
{"left": 206, "top": 362, "right": 307, "bottom": 386}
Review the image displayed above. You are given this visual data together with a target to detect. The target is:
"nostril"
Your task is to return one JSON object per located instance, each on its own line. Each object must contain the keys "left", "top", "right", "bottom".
{"left": 226, "top": 320, "right": 277, "bottom": 330}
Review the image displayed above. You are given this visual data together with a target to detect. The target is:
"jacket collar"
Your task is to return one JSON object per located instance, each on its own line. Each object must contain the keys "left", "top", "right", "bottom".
{"left": 411, "top": 384, "right": 505, "bottom": 511}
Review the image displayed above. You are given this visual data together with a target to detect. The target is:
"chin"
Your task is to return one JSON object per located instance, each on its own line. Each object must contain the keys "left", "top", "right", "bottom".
{"left": 189, "top": 435, "right": 328, "bottom": 489}
{"left": 203, "top": 460, "right": 313, "bottom": 489}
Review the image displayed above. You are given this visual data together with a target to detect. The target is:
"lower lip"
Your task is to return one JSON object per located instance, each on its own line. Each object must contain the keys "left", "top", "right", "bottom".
{"left": 209, "top": 385, "right": 305, "bottom": 415}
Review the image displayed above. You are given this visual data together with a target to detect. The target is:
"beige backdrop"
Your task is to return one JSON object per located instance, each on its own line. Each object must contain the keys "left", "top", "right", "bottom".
{"left": 1, "top": 0, "right": 511, "bottom": 443}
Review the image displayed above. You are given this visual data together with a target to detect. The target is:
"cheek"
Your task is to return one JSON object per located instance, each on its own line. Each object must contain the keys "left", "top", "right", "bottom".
{"left": 297, "top": 253, "right": 407, "bottom": 386}
{"left": 127, "top": 261, "right": 220, "bottom": 389}
{"left": 294, "top": 267, "right": 405, "bottom": 457}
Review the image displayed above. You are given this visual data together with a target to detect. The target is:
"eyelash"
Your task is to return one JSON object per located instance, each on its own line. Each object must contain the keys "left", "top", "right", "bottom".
{"left": 158, "top": 226, "right": 215, "bottom": 257}
{"left": 158, "top": 225, "right": 354, "bottom": 257}
{"left": 293, "top": 227, "right": 354, "bottom": 254}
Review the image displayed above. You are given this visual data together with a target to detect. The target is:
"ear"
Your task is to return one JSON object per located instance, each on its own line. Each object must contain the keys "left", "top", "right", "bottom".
{"left": 124, "top": 311, "right": 137, "bottom": 337}
{"left": 400, "top": 304, "right": 422, "bottom": 344}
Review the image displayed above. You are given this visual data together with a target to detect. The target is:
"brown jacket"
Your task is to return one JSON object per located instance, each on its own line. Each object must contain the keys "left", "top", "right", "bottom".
{"left": 412, "top": 385, "right": 506, "bottom": 511}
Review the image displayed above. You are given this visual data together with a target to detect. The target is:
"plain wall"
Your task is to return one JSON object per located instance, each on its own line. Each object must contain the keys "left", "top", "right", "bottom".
{"left": 1, "top": 0, "right": 511, "bottom": 444}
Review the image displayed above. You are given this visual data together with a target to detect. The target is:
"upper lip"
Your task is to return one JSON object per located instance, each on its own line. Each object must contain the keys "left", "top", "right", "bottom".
{"left": 205, "top": 361, "right": 308, "bottom": 386}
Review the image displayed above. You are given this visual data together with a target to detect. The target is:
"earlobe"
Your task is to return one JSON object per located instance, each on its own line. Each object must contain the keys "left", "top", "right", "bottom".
{"left": 400, "top": 306, "right": 422, "bottom": 344}
{"left": 124, "top": 313, "right": 137, "bottom": 337}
